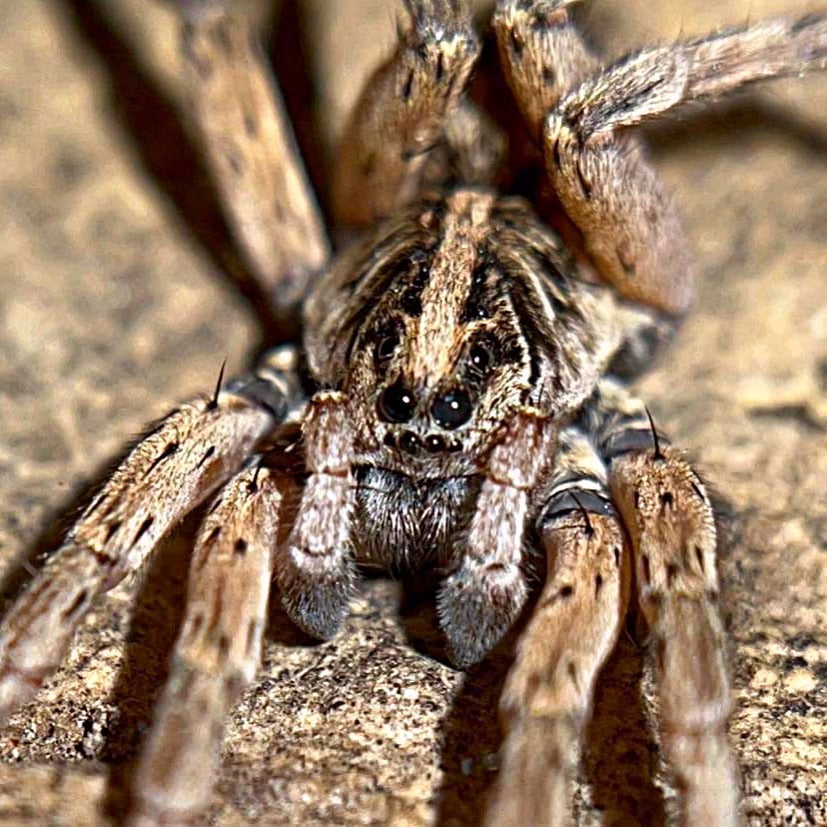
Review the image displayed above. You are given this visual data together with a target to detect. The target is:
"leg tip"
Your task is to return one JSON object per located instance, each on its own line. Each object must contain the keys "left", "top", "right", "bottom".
{"left": 438, "top": 563, "right": 527, "bottom": 668}
{"left": 276, "top": 547, "right": 356, "bottom": 641}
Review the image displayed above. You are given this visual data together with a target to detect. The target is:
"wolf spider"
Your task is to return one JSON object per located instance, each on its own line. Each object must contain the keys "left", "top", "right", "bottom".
{"left": 1, "top": 0, "right": 825, "bottom": 823}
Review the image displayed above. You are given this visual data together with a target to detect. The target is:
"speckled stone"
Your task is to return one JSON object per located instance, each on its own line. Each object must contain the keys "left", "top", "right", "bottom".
{"left": 0, "top": 1, "right": 824, "bottom": 825}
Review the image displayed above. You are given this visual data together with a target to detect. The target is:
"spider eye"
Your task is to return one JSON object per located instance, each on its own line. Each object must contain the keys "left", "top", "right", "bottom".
{"left": 431, "top": 388, "right": 472, "bottom": 430}
{"left": 400, "top": 290, "right": 422, "bottom": 317}
{"left": 374, "top": 334, "right": 400, "bottom": 363}
{"left": 378, "top": 379, "right": 416, "bottom": 423}
{"left": 469, "top": 342, "right": 493, "bottom": 374}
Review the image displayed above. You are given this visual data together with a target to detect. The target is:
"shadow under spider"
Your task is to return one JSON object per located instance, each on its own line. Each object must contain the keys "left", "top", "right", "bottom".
{"left": 414, "top": 595, "right": 666, "bottom": 826}
{"left": 56, "top": 0, "right": 329, "bottom": 347}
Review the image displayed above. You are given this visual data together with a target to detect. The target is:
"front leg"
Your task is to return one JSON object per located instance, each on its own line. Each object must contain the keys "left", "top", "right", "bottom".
{"left": 275, "top": 391, "right": 358, "bottom": 640}
{"left": 0, "top": 347, "right": 301, "bottom": 722}
{"left": 590, "top": 380, "right": 739, "bottom": 825}
{"left": 486, "top": 426, "right": 630, "bottom": 827}
{"left": 611, "top": 447, "right": 738, "bottom": 826}
{"left": 128, "top": 462, "right": 286, "bottom": 825}
{"left": 438, "top": 408, "right": 556, "bottom": 667}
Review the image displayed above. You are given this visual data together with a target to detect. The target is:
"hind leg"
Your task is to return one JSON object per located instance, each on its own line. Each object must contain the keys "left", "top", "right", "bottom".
{"left": 331, "top": 0, "right": 486, "bottom": 225}
{"left": 174, "top": 1, "right": 330, "bottom": 323}
{"left": 494, "top": 2, "right": 826, "bottom": 314}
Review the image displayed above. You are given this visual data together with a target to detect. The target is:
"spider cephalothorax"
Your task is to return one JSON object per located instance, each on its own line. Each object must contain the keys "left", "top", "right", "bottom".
{"left": 1, "top": 1, "right": 824, "bottom": 824}
{"left": 282, "top": 186, "right": 626, "bottom": 665}
{"left": 308, "top": 188, "right": 620, "bottom": 473}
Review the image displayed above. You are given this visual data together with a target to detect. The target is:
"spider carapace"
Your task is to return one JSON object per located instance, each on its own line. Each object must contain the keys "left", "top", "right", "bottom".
{"left": 1, "top": 1, "right": 825, "bottom": 823}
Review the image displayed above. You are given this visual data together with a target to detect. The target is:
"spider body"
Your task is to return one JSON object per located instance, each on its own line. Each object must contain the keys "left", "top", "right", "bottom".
{"left": 1, "top": 1, "right": 825, "bottom": 824}
{"left": 291, "top": 185, "right": 624, "bottom": 658}
{"left": 305, "top": 187, "right": 608, "bottom": 548}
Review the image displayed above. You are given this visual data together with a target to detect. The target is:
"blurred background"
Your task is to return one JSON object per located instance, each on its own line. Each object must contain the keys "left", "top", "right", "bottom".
{"left": 0, "top": 1, "right": 824, "bottom": 823}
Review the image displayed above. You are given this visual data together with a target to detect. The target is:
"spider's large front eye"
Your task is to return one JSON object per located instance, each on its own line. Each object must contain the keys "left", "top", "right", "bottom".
{"left": 378, "top": 379, "right": 416, "bottom": 423}
{"left": 431, "top": 388, "right": 472, "bottom": 430}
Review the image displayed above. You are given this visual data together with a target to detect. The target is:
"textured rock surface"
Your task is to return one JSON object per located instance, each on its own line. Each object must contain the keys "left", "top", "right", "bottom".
{"left": 0, "top": 0, "right": 824, "bottom": 824}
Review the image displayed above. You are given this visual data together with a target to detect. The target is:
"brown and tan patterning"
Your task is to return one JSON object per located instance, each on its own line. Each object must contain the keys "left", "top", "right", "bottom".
{"left": 1, "top": 0, "right": 825, "bottom": 824}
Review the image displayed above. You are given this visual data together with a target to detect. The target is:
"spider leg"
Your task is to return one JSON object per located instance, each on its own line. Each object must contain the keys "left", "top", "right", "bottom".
{"left": 494, "top": 3, "right": 826, "bottom": 314}
{"left": 485, "top": 426, "right": 629, "bottom": 827}
{"left": 591, "top": 378, "right": 739, "bottom": 826}
{"left": 554, "top": 14, "right": 827, "bottom": 139}
{"left": 493, "top": 0, "right": 598, "bottom": 140}
{"left": 274, "top": 391, "right": 357, "bottom": 641}
{"left": 438, "top": 407, "right": 556, "bottom": 668}
{"left": 174, "top": 1, "right": 329, "bottom": 326}
{"left": 331, "top": 0, "right": 483, "bottom": 226}
{"left": 0, "top": 347, "right": 303, "bottom": 723}
{"left": 493, "top": 0, "right": 690, "bottom": 314}
{"left": 127, "top": 461, "right": 290, "bottom": 825}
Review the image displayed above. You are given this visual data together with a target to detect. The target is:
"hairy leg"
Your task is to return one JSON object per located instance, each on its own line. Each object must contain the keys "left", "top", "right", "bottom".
{"left": 493, "top": 0, "right": 692, "bottom": 313}
{"left": 555, "top": 14, "right": 827, "bottom": 139}
{"left": 332, "top": 0, "right": 482, "bottom": 226}
{"left": 275, "top": 391, "right": 357, "bottom": 640}
{"left": 495, "top": 3, "right": 825, "bottom": 314}
{"left": 438, "top": 407, "right": 556, "bottom": 668}
{"left": 127, "top": 462, "right": 288, "bottom": 825}
{"left": 493, "top": 0, "right": 597, "bottom": 139}
{"left": 175, "top": 1, "right": 329, "bottom": 324}
{"left": 0, "top": 347, "right": 302, "bottom": 722}
{"left": 486, "top": 426, "right": 629, "bottom": 827}
{"left": 592, "top": 379, "right": 739, "bottom": 826}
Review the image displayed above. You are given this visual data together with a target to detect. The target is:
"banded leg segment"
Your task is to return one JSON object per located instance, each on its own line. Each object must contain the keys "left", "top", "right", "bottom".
{"left": 275, "top": 391, "right": 357, "bottom": 640}
{"left": 438, "top": 408, "right": 556, "bottom": 668}
{"left": 0, "top": 348, "right": 302, "bottom": 722}
{"left": 178, "top": 2, "right": 329, "bottom": 320}
{"left": 128, "top": 463, "right": 286, "bottom": 826}
{"left": 493, "top": 0, "right": 599, "bottom": 141}
{"left": 594, "top": 383, "right": 739, "bottom": 826}
{"left": 494, "top": 0, "right": 692, "bottom": 313}
{"left": 496, "top": 3, "right": 827, "bottom": 314}
{"left": 486, "top": 427, "right": 629, "bottom": 827}
{"left": 331, "top": 0, "right": 481, "bottom": 226}
{"left": 555, "top": 14, "right": 827, "bottom": 139}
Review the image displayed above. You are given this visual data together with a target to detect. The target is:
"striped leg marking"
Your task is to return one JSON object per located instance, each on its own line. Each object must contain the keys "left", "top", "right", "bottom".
{"left": 128, "top": 463, "right": 287, "bottom": 825}
{"left": 0, "top": 349, "right": 300, "bottom": 723}
{"left": 486, "top": 426, "right": 629, "bottom": 827}
{"left": 332, "top": 0, "right": 481, "bottom": 225}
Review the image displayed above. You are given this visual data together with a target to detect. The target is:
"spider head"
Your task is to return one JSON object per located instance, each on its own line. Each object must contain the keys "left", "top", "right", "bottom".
{"left": 304, "top": 189, "right": 608, "bottom": 475}
{"left": 364, "top": 291, "right": 533, "bottom": 470}
{"left": 329, "top": 192, "right": 558, "bottom": 472}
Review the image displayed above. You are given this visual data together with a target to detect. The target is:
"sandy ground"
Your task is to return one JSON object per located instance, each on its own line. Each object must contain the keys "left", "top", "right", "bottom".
{"left": 0, "top": 0, "right": 825, "bottom": 824}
